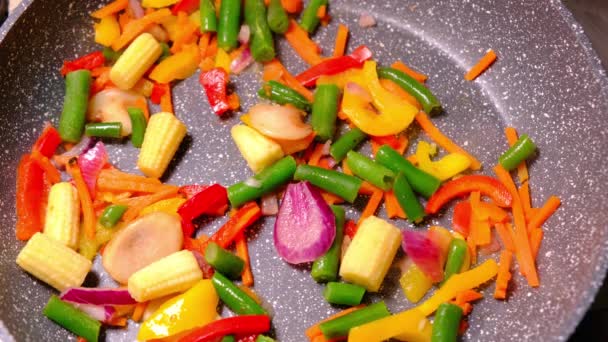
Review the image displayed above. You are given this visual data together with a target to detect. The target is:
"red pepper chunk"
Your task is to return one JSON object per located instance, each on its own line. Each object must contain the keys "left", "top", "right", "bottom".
{"left": 15, "top": 154, "right": 46, "bottom": 240}
{"left": 211, "top": 202, "right": 261, "bottom": 248}
{"left": 150, "top": 83, "right": 166, "bottom": 105}
{"left": 60, "top": 51, "right": 105, "bottom": 77}
{"left": 343, "top": 219, "right": 358, "bottom": 239}
{"left": 370, "top": 135, "right": 401, "bottom": 150}
{"left": 32, "top": 124, "right": 62, "bottom": 158}
{"left": 425, "top": 175, "right": 512, "bottom": 214}
{"left": 200, "top": 68, "right": 231, "bottom": 116}
{"left": 177, "top": 184, "right": 228, "bottom": 222}
{"left": 179, "top": 184, "right": 211, "bottom": 199}
{"left": 171, "top": 0, "right": 200, "bottom": 15}
{"left": 179, "top": 315, "right": 271, "bottom": 342}
{"left": 295, "top": 45, "right": 373, "bottom": 87}
{"left": 452, "top": 201, "right": 471, "bottom": 237}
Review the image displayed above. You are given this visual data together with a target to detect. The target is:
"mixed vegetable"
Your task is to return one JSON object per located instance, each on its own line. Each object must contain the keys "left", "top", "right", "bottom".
{"left": 13, "top": 0, "right": 562, "bottom": 341}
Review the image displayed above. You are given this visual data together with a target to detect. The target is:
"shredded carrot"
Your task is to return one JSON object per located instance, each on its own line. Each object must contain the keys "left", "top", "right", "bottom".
{"left": 198, "top": 33, "right": 211, "bottom": 61}
{"left": 206, "top": 36, "right": 218, "bottom": 58}
{"left": 200, "top": 57, "right": 215, "bottom": 72}
{"left": 284, "top": 20, "right": 323, "bottom": 66}
{"left": 391, "top": 61, "right": 428, "bottom": 83}
{"left": 91, "top": 0, "right": 129, "bottom": 19}
{"left": 528, "top": 195, "right": 561, "bottom": 231}
{"left": 118, "top": 12, "right": 132, "bottom": 31}
{"left": 467, "top": 234, "right": 477, "bottom": 265}
{"left": 281, "top": 0, "right": 303, "bottom": 14}
{"left": 120, "top": 188, "right": 180, "bottom": 222}
{"left": 227, "top": 93, "right": 241, "bottom": 111}
{"left": 406, "top": 154, "right": 418, "bottom": 165}
{"left": 107, "top": 316, "right": 128, "bottom": 327}
{"left": 235, "top": 232, "right": 254, "bottom": 286}
{"left": 495, "top": 223, "right": 515, "bottom": 252}
{"left": 465, "top": 49, "right": 497, "bottom": 81}
{"left": 66, "top": 161, "right": 96, "bottom": 240}
{"left": 211, "top": 202, "right": 262, "bottom": 249}
{"left": 171, "top": 12, "right": 199, "bottom": 54}
{"left": 112, "top": 9, "right": 172, "bottom": 51}
{"left": 359, "top": 181, "right": 380, "bottom": 196}
{"left": 494, "top": 249, "right": 513, "bottom": 299}
{"left": 31, "top": 150, "right": 61, "bottom": 184}
{"left": 530, "top": 228, "right": 543, "bottom": 260}
{"left": 263, "top": 59, "right": 284, "bottom": 81}
{"left": 77, "top": 337, "right": 87, "bottom": 342}
{"left": 456, "top": 289, "right": 484, "bottom": 304}
{"left": 370, "top": 139, "right": 381, "bottom": 157}
{"left": 494, "top": 164, "right": 539, "bottom": 287}
{"left": 379, "top": 78, "right": 422, "bottom": 110}
{"left": 341, "top": 159, "right": 353, "bottom": 175}
{"left": 358, "top": 190, "right": 383, "bottom": 225}
{"left": 131, "top": 301, "right": 148, "bottom": 322}
{"left": 307, "top": 143, "right": 326, "bottom": 166}
{"left": 321, "top": 191, "right": 345, "bottom": 205}
{"left": 415, "top": 112, "right": 482, "bottom": 170}
{"left": 518, "top": 181, "right": 533, "bottom": 221}
{"left": 316, "top": 5, "right": 327, "bottom": 18}
{"left": 385, "top": 191, "right": 406, "bottom": 219}
{"left": 134, "top": 97, "right": 150, "bottom": 120}
{"left": 91, "top": 66, "right": 111, "bottom": 78}
{"left": 332, "top": 24, "right": 349, "bottom": 57}
{"left": 97, "top": 169, "right": 178, "bottom": 193}
{"left": 277, "top": 61, "right": 315, "bottom": 102}
{"left": 475, "top": 219, "right": 491, "bottom": 246}
{"left": 505, "top": 127, "right": 529, "bottom": 182}
{"left": 306, "top": 305, "right": 365, "bottom": 341}
{"left": 159, "top": 83, "right": 174, "bottom": 113}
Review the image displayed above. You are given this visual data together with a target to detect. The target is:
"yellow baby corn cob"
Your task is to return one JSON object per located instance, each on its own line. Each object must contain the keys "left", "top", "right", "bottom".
{"left": 128, "top": 250, "right": 203, "bottom": 302}
{"left": 16, "top": 232, "right": 92, "bottom": 291}
{"left": 231, "top": 125, "right": 284, "bottom": 173}
{"left": 110, "top": 33, "right": 162, "bottom": 90}
{"left": 137, "top": 112, "right": 187, "bottom": 178}
{"left": 43, "top": 182, "right": 80, "bottom": 249}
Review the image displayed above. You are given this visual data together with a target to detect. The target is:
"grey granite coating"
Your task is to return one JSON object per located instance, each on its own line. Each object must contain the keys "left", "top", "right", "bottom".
{"left": 1, "top": 0, "right": 608, "bottom": 341}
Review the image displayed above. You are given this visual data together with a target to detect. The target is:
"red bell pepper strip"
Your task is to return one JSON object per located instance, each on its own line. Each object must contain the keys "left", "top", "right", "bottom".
{"left": 177, "top": 184, "right": 228, "bottom": 222}
{"left": 295, "top": 45, "right": 373, "bottom": 87}
{"left": 211, "top": 202, "right": 261, "bottom": 248}
{"left": 181, "top": 217, "right": 196, "bottom": 237}
{"left": 171, "top": 0, "right": 200, "bottom": 15}
{"left": 178, "top": 315, "right": 271, "bottom": 342}
{"left": 150, "top": 83, "right": 166, "bottom": 105}
{"left": 370, "top": 135, "right": 401, "bottom": 150}
{"left": 425, "top": 175, "right": 512, "bottom": 214}
{"left": 60, "top": 51, "right": 105, "bottom": 77}
{"left": 200, "top": 68, "right": 231, "bottom": 116}
{"left": 32, "top": 125, "right": 62, "bottom": 158}
{"left": 15, "top": 154, "right": 47, "bottom": 240}
{"left": 343, "top": 219, "right": 358, "bottom": 239}
{"left": 179, "top": 184, "right": 211, "bottom": 199}
{"left": 452, "top": 201, "right": 471, "bottom": 237}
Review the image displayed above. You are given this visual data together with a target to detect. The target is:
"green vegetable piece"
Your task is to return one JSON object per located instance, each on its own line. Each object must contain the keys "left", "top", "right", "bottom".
{"left": 102, "top": 46, "right": 122, "bottom": 62}
{"left": 294, "top": 165, "right": 362, "bottom": 203}
{"left": 346, "top": 151, "right": 395, "bottom": 191}
{"left": 393, "top": 172, "right": 425, "bottom": 223}
{"left": 258, "top": 81, "right": 312, "bottom": 111}
{"left": 431, "top": 303, "right": 463, "bottom": 342}
{"left": 217, "top": 0, "right": 241, "bottom": 51}
{"left": 323, "top": 282, "right": 366, "bottom": 306}
{"left": 443, "top": 238, "right": 468, "bottom": 284}
{"left": 228, "top": 156, "right": 297, "bottom": 208}
{"left": 498, "top": 134, "right": 536, "bottom": 171}
{"left": 267, "top": 0, "right": 289, "bottom": 34}
{"left": 245, "top": 0, "right": 276, "bottom": 62}
{"left": 330, "top": 128, "right": 367, "bottom": 162}
{"left": 99, "top": 204, "right": 128, "bottom": 228}
{"left": 221, "top": 336, "right": 236, "bottom": 342}
{"left": 311, "top": 84, "right": 340, "bottom": 142}
{"left": 375, "top": 145, "right": 441, "bottom": 198}
{"left": 84, "top": 122, "right": 122, "bottom": 139}
{"left": 205, "top": 241, "right": 245, "bottom": 279}
{"left": 159, "top": 42, "right": 171, "bottom": 62}
{"left": 311, "top": 205, "right": 345, "bottom": 282}
{"left": 43, "top": 295, "right": 101, "bottom": 342}
{"left": 200, "top": 0, "right": 218, "bottom": 33}
{"left": 377, "top": 67, "right": 442, "bottom": 116}
{"left": 300, "top": 0, "right": 328, "bottom": 33}
{"left": 127, "top": 107, "right": 147, "bottom": 148}
{"left": 59, "top": 70, "right": 92, "bottom": 143}
{"left": 319, "top": 301, "right": 390, "bottom": 339}
{"left": 256, "top": 335, "right": 276, "bottom": 342}
{"left": 211, "top": 272, "right": 267, "bottom": 315}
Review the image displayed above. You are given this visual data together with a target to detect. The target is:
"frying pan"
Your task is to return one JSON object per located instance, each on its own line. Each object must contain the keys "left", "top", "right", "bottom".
{"left": 1, "top": 0, "right": 607, "bottom": 341}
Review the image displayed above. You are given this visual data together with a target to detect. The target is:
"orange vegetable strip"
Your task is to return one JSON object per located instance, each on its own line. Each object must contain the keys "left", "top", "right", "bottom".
{"left": 415, "top": 112, "right": 482, "bottom": 170}
{"left": 305, "top": 305, "right": 365, "bottom": 341}
{"left": 100, "top": 169, "right": 162, "bottom": 184}
{"left": 518, "top": 181, "right": 533, "bottom": 220}
{"left": 284, "top": 20, "right": 323, "bottom": 66}
{"left": 495, "top": 223, "right": 515, "bottom": 252}
{"left": 316, "top": 5, "right": 326, "bottom": 18}
{"left": 391, "top": 61, "right": 427, "bottom": 83}
{"left": 321, "top": 191, "right": 345, "bottom": 205}
{"left": 206, "top": 36, "right": 218, "bottom": 58}
{"left": 384, "top": 191, "right": 406, "bottom": 219}
{"left": 211, "top": 202, "right": 262, "bottom": 248}
{"left": 97, "top": 176, "right": 176, "bottom": 194}
{"left": 332, "top": 24, "right": 349, "bottom": 57}
{"left": 494, "top": 164, "right": 539, "bottom": 287}
{"left": 277, "top": 61, "right": 315, "bottom": 102}
{"left": 359, "top": 181, "right": 380, "bottom": 195}
{"left": 131, "top": 301, "right": 148, "bottom": 322}
{"left": 308, "top": 143, "right": 325, "bottom": 166}
{"left": 91, "top": 66, "right": 111, "bottom": 77}
{"left": 111, "top": 9, "right": 172, "bottom": 51}
{"left": 31, "top": 150, "right": 61, "bottom": 184}
{"left": 494, "top": 249, "right": 513, "bottom": 300}
{"left": 235, "top": 232, "right": 254, "bottom": 287}
{"left": 528, "top": 196, "right": 561, "bottom": 231}
{"left": 465, "top": 49, "right": 497, "bottom": 81}
{"left": 475, "top": 219, "right": 491, "bottom": 246}
{"left": 77, "top": 337, "right": 87, "bottom": 342}
{"left": 263, "top": 59, "right": 284, "bottom": 82}
{"left": 379, "top": 78, "right": 422, "bottom": 110}
{"left": 159, "top": 83, "right": 174, "bottom": 113}
{"left": 228, "top": 93, "right": 241, "bottom": 111}
{"left": 530, "top": 228, "right": 544, "bottom": 260}
{"left": 358, "top": 189, "right": 383, "bottom": 225}
{"left": 505, "top": 127, "right": 529, "bottom": 182}
{"left": 198, "top": 33, "right": 211, "bottom": 61}
{"left": 107, "top": 316, "right": 128, "bottom": 327}
{"left": 120, "top": 187, "right": 180, "bottom": 222}
{"left": 467, "top": 235, "right": 477, "bottom": 266}
{"left": 341, "top": 159, "right": 353, "bottom": 175}
{"left": 370, "top": 139, "right": 381, "bottom": 157}
{"left": 91, "top": 0, "right": 129, "bottom": 19}
{"left": 118, "top": 12, "right": 132, "bottom": 31}
{"left": 66, "top": 161, "right": 96, "bottom": 240}
{"left": 406, "top": 155, "right": 417, "bottom": 165}
{"left": 281, "top": 0, "right": 303, "bottom": 14}
{"left": 134, "top": 97, "right": 150, "bottom": 121}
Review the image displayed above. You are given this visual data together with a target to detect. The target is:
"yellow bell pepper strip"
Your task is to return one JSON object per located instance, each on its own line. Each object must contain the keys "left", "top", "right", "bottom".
{"left": 139, "top": 197, "right": 186, "bottom": 217}
{"left": 415, "top": 141, "right": 471, "bottom": 181}
{"left": 149, "top": 44, "right": 201, "bottom": 84}
{"left": 317, "top": 68, "right": 366, "bottom": 89}
{"left": 142, "top": 0, "right": 180, "bottom": 8}
{"left": 399, "top": 263, "right": 433, "bottom": 303}
{"left": 341, "top": 61, "right": 418, "bottom": 136}
{"left": 348, "top": 308, "right": 431, "bottom": 342}
{"left": 137, "top": 279, "right": 219, "bottom": 341}
{"left": 215, "top": 48, "right": 232, "bottom": 73}
{"left": 94, "top": 15, "right": 121, "bottom": 47}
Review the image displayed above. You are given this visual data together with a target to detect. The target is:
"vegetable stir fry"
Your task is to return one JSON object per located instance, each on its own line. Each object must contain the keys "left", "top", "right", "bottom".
{"left": 13, "top": 0, "right": 562, "bottom": 341}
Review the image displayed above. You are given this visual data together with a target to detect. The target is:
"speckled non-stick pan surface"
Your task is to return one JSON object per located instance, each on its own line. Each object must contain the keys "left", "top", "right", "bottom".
{"left": 1, "top": 0, "right": 608, "bottom": 341}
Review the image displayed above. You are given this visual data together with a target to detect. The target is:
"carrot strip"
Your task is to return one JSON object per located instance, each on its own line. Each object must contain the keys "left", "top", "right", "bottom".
{"left": 384, "top": 191, "right": 406, "bottom": 219}
{"left": 277, "top": 61, "right": 315, "bottom": 102}
{"left": 66, "top": 161, "right": 96, "bottom": 240}
{"left": 211, "top": 202, "right": 262, "bottom": 248}
{"left": 91, "top": 66, "right": 111, "bottom": 78}
{"left": 494, "top": 164, "right": 539, "bottom": 287}
{"left": 112, "top": 9, "right": 172, "bottom": 51}
{"left": 528, "top": 196, "right": 561, "bottom": 231}
{"left": 321, "top": 191, "right": 345, "bottom": 205}
{"left": 308, "top": 143, "right": 325, "bottom": 166}
{"left": 505, "top": 127, "right": 529, "bottom": 182}
{"left": 455, "top": 289, "right": 483, "bottom": 303}
{"left": 379, "top": 78, "right": 422, "bottom": 109}
{"left": 263, "top": 59, "right": 284, "bottom": 82}
{"left": 370, "top": 139, "right": 381, "bottom": 157}
{"left": 206, "top": 36, "right": 218, "bottom": 58}
{"left": 198, "top": 33, "right": 211, "bottom": 61}
{"left": 131, "top": 301, "right": 148, "bottom": 322}
{"left": 358, "top": 190, "right": 383, "bottom": 225}
{"left": 391, "top": 61, "right": 427, "bottom": 83}
{"left": 406, "top": 155, "right": 417, "bottom": 165}
{"left": 97, "top": 172, "right": 177, "bottom": 194}
{"left": 467, "top": 235, "right": 477, "bottom": 265}
{"left": 494, "top": 249, "right": 513, "bottom": 300}
{"left": 91, "top": 0, "right": 129, "bottom": 19}
{"left": 341, "top": 159, "right": 353, "bottom": 175}
{"left": 415, "top": 112, "right": 482, "bottom": 170}
{"left": 495, "top": 223, "right": 515, "bottom": 252}
{"left": 31, "top": 150, "right": 61, "bottom": 184}
{"left": 120, "top": 187, "right": 180, "bottom": 222}
{"left": 106, "top": 317, "right": 128, "bottom": 327}
{"left": 134, "top": 97, "right": 150, "bottom": 120}
{"left": 475, "top": 219, "right": 491, "bottom": 246}
{"left": 358, "top": 181, "right": 380, "bottom": 195}
{"left": 77, "top": 337, "right": 87, "bottom": 342}
{"left": 316, "top": 5, "right": 326, "bottom": 18}
{"left": 465, "top": 49, "right": 497, "bottom": 81}
{"left": 305, "top": 305, "right": 365, "bottom": 341}
{"left": 284, "top": 20, "right": 323, "bottom": 66}
{"left": 118, "top": 12, "right": 132, "bottom": 31}
{"left": 235, "top": 233, "right": 254, "bottom": 286}
{"left": 332, "top": 24, "right": 349, "bottom": 57}
{"left": 159, "top": 83, "right": 174, "bottom": 113}
{"left": 518, "top": 181, "right": 533, "bottom": 221}
{"left": 530, "top": 228, "right": 544, "bottom": 260}
{"left": 281, "top": 0, "right": 303, "bottom": 14}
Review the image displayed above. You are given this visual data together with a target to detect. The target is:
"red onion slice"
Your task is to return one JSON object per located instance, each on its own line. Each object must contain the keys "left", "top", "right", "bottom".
{"left": 402, "top": 230, "right": 444, "bottom": 282}
{"left": 77, "top": 141, "right": 108, "bottom": 198}
{"left": 231, "top": 47, "right": 254, "bottom": 74}
{"left": 60, "top": 287, "right": 137, "bottom": 306}
{"left": 261, "top": 193, "right": 279, "bottom": 216}
{"left": 238, "top": 25, "right": 250, "bottom": 45}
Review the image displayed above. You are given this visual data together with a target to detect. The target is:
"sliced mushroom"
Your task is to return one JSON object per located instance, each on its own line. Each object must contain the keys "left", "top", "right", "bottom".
{"left": 102, "top": 212, "right": 183, "bottom": 284}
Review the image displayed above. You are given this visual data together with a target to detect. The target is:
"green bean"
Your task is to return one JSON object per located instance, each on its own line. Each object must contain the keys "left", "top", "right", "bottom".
{"left": 102, "top": 46, "right": 122, "bottom": 62}
{"left": 267, "top": 0, "right": 289, "bottom": 34}
{"left": 294, "top": 165, "right": 362, "bottom": 203}
{"left": 84, "top": 122, "right": 122, "bottom": 139}
{"left": 378, "top": 67, "right": 442, "bottom": 116}
{"left": 245, "top": 0, "right": 275, "bottom": 62}
{"left": 311, "top": 84, "right": 340, "bottom": 142}
{"left": 499, "top": 134, "right": 536, "bottom": 171}
{"left": 205, "top": 242, "right": 245, "bottom": 279}
{"left": 258, "top": 81, "right": 312, "bottom": 111}
{"left": 217, "top": 0, "right": 241, "bottom": 51}
{"left": 228, "top": 156, "right": 297, "bottom": 207}
{"left": 393, "top": 172, "right": 425, "bottom": 223}
{"left": 375, "top": 145, "right": 440, "bottom": 198}
{"left": 59, "top": 70, "right": 92, "bottom": 143}
{"left": 323, "top": 282, "right": 366, "bottom": 306}
{"left": 158, "top": 42, "right": 171, "bottom": 62}
{"left": 211, "top": 272, "right": 267, "bottom": 315}
{"left": 43, "top": 295, "right": 101, "bottom": 342}
{"left": 319, "top": 301, "right": 390, "bottom": 339}
{"left": 300, "top": 0, "right": 328, "bottom": 33}
{"left": 221, "top": 336, "right": 236, "bottom": 342}
{"left": 330, "top": 128, "right": 367, "bottom": 162}
{"left": 431, "top": 303, "right": 463, "bottom": 342}
{"left": 99, "top": 204, "right": 128, "bottom": 228}
{"left": 200, "top": 0, "right": 218, "bottom": 33}
{"left": 443, "top": 238, "right": 468, "bottom": 284}
{"left": 127, "top": 107, "right": 147, "bottom": 148}
{"left": 255, "top": 335, "right": 276, "bottom": 342}
{"left": 311, "top": 205, "right": 345, "bottom": 283}
{"left": 346, "top": 151, "right": 395, "bottom": 191}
